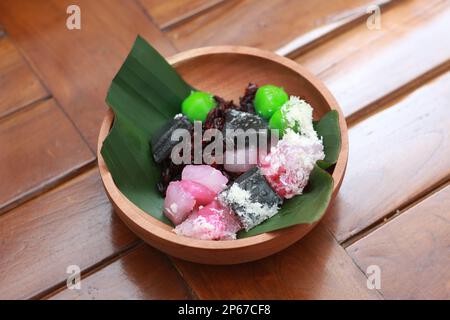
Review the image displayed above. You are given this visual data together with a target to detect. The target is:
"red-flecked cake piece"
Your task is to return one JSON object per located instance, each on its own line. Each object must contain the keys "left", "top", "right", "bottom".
{"left": 175, "top": 201, "right": 242, "bottom": 240}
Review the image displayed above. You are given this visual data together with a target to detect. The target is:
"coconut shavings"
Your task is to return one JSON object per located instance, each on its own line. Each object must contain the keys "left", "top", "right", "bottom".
{"left": 261, "top": 128, "right": 324, "bottom": 198}
{"left": 174, "top": 202, "right": 241, "bottom": 240}
{"left": 281, "top": 96, "right": 317, "bottom": 139}
{"left": 219, "top": 183, "right": 280, "bottom": 231}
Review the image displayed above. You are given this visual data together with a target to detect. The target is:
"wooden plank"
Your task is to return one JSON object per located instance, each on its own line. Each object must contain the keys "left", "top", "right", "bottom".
{"left": 296, "top": 0, "right": 450, "bottom": 119}
{"left": 49, "top": 244, "right": 192, "bottom": 300}
{"left": 0, "top": 99, "right": 94, "bottom": 214}
{"left": 0, "top": 37, "right": 48, "bottom": 118}
{"left": 276, "top": 0, "right": 393, "bottom": 57}
{"left": 175, "top": 225, "right": 381, "bottom": 299}
{"left": 347, "top": 184, "right": 450, "bottom": 299}
{"left": 324, "top": 70, "right": 450, "bottom": 243}
{"left": 0, "top": 168, "right": 140, "bottom": 299}
{"left": 167, "top": 0, "right": 384, "bottom": 52}
{"left": 0, "top": 0, "right": 177, "bottom": 150}
{"left": 139, "top": 0, "right": 225, "bottom": 29}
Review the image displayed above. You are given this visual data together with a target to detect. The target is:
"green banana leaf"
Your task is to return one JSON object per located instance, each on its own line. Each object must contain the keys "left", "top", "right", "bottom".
{"left": 237, "top": 165, "right": 333, "bottom": 238}
{"left": 101, "top": 36, "right": 341, "bottom": 238}
{"left": 314, "top": 110, "right": 341, "bottom": 169}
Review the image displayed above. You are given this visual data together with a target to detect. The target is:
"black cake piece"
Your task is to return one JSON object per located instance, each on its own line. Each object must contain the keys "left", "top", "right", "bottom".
{"left": 224, "top": 109, "right": 268, "bottom": 132}
{"left": 219, "top": 167, "right": 283, "bottom": 230}
{"left": 223, "top": 109, "right": 268, "bottom": 148}
{"left": 150, "top": 114, "right": 192, "bottom": 163}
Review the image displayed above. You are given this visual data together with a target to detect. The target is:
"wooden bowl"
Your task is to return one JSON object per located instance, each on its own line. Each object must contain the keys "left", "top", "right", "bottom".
{"left": 98, "top": 46, "right": 348, "bottom": 265}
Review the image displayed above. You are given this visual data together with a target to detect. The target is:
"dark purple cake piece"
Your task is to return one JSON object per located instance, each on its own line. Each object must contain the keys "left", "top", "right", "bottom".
{"left": 239, "top": 83, "right": 258, "bottom": 113}
{"left": 204, "top": 96, "right": 240, "bottom": 131}
{"left": 157, "top": 160, "right": 185, "bottom": 195}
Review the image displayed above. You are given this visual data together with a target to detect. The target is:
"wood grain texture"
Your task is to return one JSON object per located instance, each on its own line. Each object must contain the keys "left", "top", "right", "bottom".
{"left": 167, "top": 0, "right": 382, "bottom": 52}
{"left": 347, "top": 184, "right": 450, "bottom": 300}
{"left": 0, "top": 0, "right": 176, "bottom": 150}
{"left": 324, "top": 70, "right": 450, "bottom": 243}
{"left": 174, "top": 225, "right": 381, "bottom": 299}
{"left": 139, "top": 0, "right": 225, "bottom": 29}
{"left": 296, "top": 0, "right": 450, "bottom": 119}
{"left": 0, "top": 36, "right": 48, "bottom": 118}
{"left": 0, "top": 0, "right": 447, "bottom": 301}
{"left": 0, "top": 99, "right": 93, "bottom": 214}
{"left": 0, "top": 168, "right": 139, "bottom": 299}
{"left": 49, "top": 244, "right": 192, "bottom": 300}
{"left": 276, "top": 0, "right": 393, "bottom": 57}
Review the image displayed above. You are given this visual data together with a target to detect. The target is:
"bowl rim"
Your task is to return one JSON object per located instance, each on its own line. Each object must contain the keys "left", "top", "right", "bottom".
{"left": 97, "top": 45, "right": 349, "bottom": 250}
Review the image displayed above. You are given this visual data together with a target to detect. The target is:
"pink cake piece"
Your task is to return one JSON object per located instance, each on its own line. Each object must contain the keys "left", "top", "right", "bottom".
{"left": 164, "top": 180, "right": 217, "bottom": 225}
{"left": 182, "top": 165, "right": 228, "bottom": 193}
{"left": 260, "top": 130, "right": 325, "bottom": 199}
{"left": 179, "top": 180, "right": 216, "bottom": 206}
{"left": 175, "top": 201, "right": 242, "bottom": 240}
{"left": 164, "top": 181, "right": 196, "bottom": 225}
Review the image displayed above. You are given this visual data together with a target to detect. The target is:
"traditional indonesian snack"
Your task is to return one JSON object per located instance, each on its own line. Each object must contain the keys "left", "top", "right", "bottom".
{"left": 269, "top": 96, "right": 317, "bottom": 137}
{"left": 218, "top": 167, "right": 282, "bottom": 231}
{"left": 150, "top": 83, "right": 325, "bottom": 240}
{"left": 181, "top": 165, "right": 228, "bottom": 194}
{"left": 174, "top": 201, "right": 242, "bottom": 240}
{"left": 151, "top": 114, "right": 192, "bottom": 163}
{"left": 260, "top": 129, "right": 325, "bottom": 199}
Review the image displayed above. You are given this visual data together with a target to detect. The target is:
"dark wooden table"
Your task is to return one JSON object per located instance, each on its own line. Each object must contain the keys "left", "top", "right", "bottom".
{"left": 0, "top": 0, "right": 448, "bottom": 300}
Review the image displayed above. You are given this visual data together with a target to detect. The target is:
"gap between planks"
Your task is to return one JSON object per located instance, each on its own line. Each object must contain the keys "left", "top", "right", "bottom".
{"left": 335, "top": 58, "right": 450, "bottom": 247}
{"left": 0, "top": 96, "right": 97, "bottom": 216}
{"left": 323, "top": 226, "right": 386, "bottom": 299}
{"left": 340, "top": 177, "right": 450, "bottom": 249}
{"left": 40, "top": 240, "right": 197, "bottom": 300}
{"left": 36, "top": 240, "right": 143, "bottom": 300}
{"left": 158, "top": 0, "right": 228, "bottom": 31}
{"left": 1, "top": 34, "right": 53, "bottom": 113}
{"left": 5, "top": 34, "right": 98, "bottom": 155}
{"left": 168, "top": 256, "right": 200, "bottom": 300}
{"left": 0, "top": 36, "right": 98, "bottom": 215}
{"left": 276, "top": 0, "right": 397, "bottom": 58}
{"left": 0, "top": 94, "right": 51, "bottom": 124}
{"left": 344, "top": 58, "right": 450, "bottom": 126}
{"left": 133, "top": 0, "right": 178, "bottom": 54}
{"left": 0, "top": 158, "right": 97, "bottom": 216}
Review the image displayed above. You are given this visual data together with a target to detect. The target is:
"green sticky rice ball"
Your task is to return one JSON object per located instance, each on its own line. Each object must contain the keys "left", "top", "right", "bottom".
{"left": 268, "top": 109, "right": 287, "bottom": 136}
{"left": 182, "top": 91, "right": 216, "bottom": 122}
{"left": 269, "top": 107, "right": 301, "bottom": 137}
{"left": 254, "top": 85, "right": 288, "bottom": 119}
